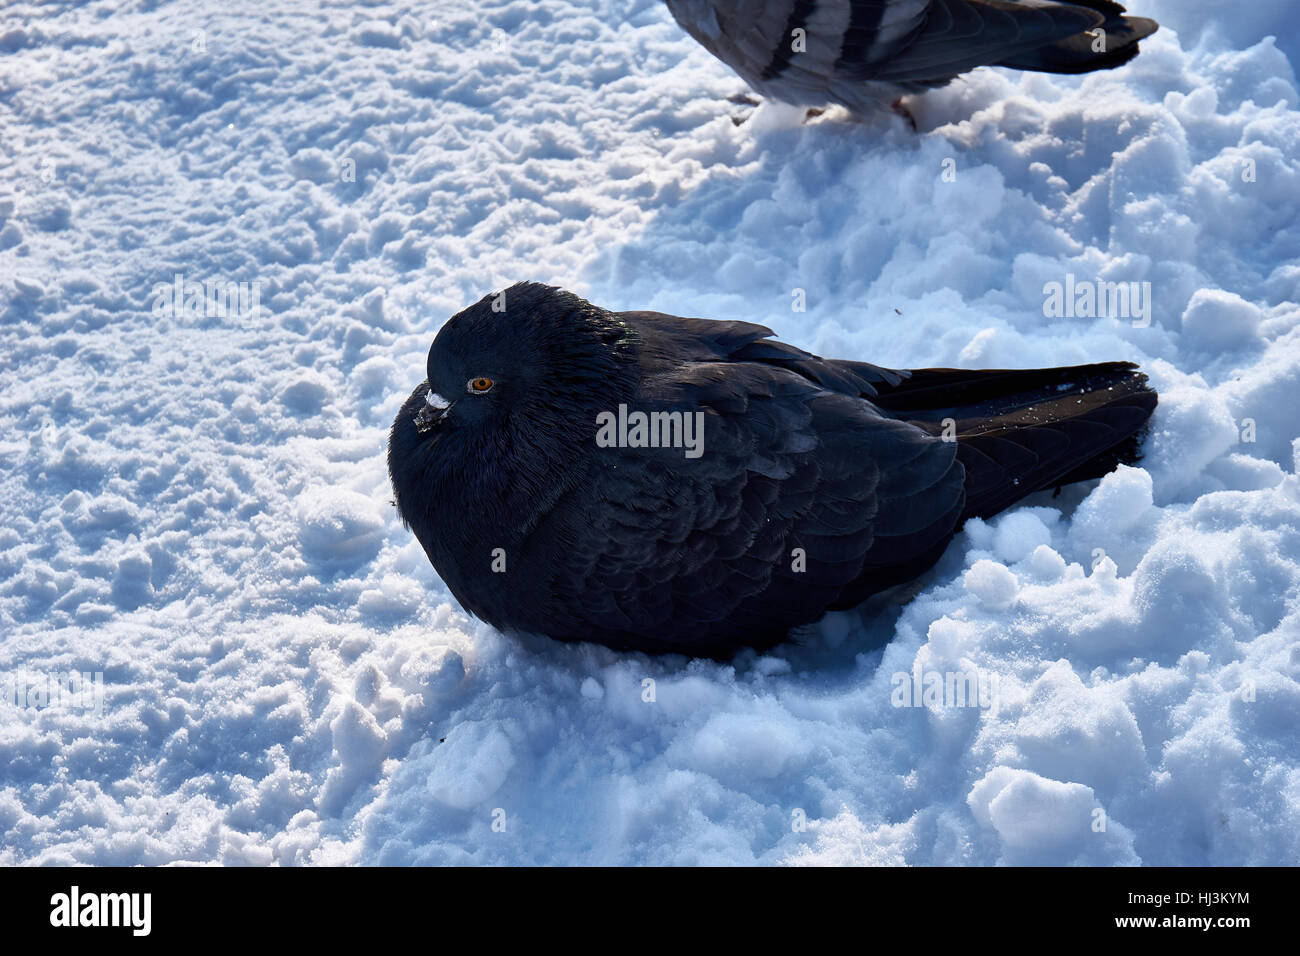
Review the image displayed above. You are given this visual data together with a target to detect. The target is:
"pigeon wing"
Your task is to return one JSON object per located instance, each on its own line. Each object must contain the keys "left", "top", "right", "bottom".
{"left": 666, "top": 0, "right": 1120, "bottom": 93}
{"left": 835, "top": 0, "right": 1104, "bottom": 84}
{"left": 535, "top": 354, "right": 964, "bottom": 654}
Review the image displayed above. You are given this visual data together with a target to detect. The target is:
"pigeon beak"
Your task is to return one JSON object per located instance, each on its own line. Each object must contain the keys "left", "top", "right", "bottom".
{"left": 415, "top": 388, "right": 452, "bottom": 432}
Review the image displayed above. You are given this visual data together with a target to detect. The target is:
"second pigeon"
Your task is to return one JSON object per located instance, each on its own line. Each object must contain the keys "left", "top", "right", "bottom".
{"left": 663, "top": 0, "right": 1158, "bottom": 116}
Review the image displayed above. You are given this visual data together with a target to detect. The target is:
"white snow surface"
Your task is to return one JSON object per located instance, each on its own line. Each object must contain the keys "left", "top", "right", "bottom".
{"left": 1, "top": 0, "right": 1299, "bottom": 865}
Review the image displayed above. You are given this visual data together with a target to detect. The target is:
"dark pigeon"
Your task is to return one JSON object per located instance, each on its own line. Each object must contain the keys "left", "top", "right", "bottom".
{"left": 663, "top": 0, "right": 1159, "bottom": 114}
{"left": 389, "top": 282, "right": 1157, "bottom": 657}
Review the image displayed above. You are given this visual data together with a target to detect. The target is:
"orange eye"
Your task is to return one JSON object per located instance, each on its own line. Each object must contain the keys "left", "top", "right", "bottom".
{"left": 467, "top": 377, "right": 494, "bottom": 393}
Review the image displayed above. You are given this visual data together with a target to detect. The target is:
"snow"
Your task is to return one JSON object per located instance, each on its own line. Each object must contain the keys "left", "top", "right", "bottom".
{"left": 963, "top": 560, "right": 1020, "bottom": 612}
{"left": 1, "top": 0, "right": 1298, "bottom": 865}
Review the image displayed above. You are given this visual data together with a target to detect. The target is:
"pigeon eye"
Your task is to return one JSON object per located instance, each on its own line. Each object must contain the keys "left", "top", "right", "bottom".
{"left": 468, "top": 377, "right": 494, "bottom": 393}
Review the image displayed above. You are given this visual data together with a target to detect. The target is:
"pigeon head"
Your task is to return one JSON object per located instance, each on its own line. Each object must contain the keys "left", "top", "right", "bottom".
{"left": 388, "top": 282, "right": 641, "bottom": 575}
{"left": 415, "top": 281, "right": 637, "bottom": 433}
